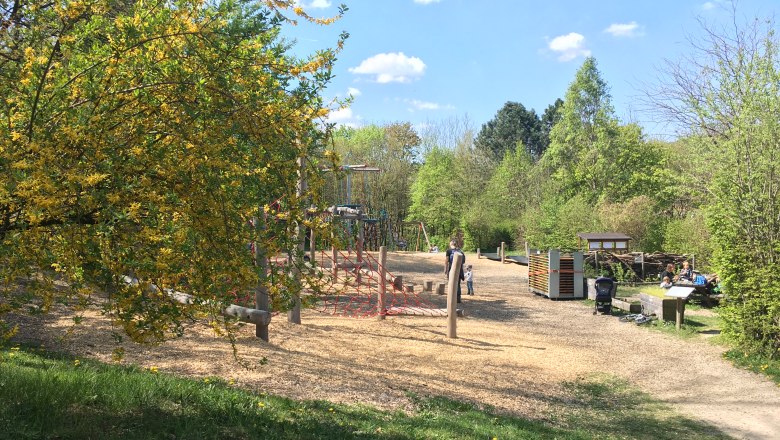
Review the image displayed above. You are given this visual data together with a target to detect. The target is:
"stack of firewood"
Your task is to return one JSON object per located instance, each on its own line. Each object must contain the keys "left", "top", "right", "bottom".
{"left": 584, "top": 252, "right": 693, "bottom": 281}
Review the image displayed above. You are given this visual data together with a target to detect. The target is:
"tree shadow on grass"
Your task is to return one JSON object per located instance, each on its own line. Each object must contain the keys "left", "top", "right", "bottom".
{"left": 562, "top": 373, "right": 730, "bottom": 440}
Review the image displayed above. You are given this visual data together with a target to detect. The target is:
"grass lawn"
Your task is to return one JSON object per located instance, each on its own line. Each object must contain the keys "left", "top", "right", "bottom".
{"left": 0, "top": 345, "right": 728, "bottom": 439}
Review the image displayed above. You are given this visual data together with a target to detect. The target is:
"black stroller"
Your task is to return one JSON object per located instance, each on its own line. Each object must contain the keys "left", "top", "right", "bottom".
{"left": 593, "top": 277, "right": 614, "bottom": 315}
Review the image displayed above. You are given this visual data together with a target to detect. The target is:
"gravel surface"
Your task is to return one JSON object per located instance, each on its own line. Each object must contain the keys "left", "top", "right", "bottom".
{"left": 11, "top": 251, "right": 780, "bottom": 439}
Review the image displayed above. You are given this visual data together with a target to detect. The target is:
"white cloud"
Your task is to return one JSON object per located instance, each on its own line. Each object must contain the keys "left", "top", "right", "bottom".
{"left": 308, "top": 0, "right": 331, "bottom": 8}
{"left": 294, "top": 0, "right": 332, "bottom": 9}
{"left": 349, "top": 52, "right": 426, "bottom": 83}
{"left": 548, "top": 33, "right": 591, "bottom": 62}
{"left": 347, "top": 87, "right": 361, "bottom": 97}
{"left": 404, "top": 99, "right": 454, "bottom": 112}
{"left": 604, "top": 21, "right": 644, "bottom": 38}
{"left": 325, "top": 107, "right": 361, "bottom": 128}
{"left": 414, "top": 0, "right": 441, "bottom": 4}
{"left": 701, "top": 1, "right": 727, "bottom": 11}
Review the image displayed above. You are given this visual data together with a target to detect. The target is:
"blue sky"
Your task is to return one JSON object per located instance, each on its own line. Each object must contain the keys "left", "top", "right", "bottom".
{"left": 287, "top": 0, "right": 778, "bottom": 139}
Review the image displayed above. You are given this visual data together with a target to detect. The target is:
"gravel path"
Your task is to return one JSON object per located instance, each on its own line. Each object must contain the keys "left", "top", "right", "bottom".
{"left": 12, "top": 251, "right": 780, "bottom": 439}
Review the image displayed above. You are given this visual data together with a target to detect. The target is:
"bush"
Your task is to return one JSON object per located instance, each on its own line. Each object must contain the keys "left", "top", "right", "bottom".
{"left": 662, "top": 210, "right": 712, "bottom": 269}
{"left": 598, "top": 196, "right": 665, "bottom": 252}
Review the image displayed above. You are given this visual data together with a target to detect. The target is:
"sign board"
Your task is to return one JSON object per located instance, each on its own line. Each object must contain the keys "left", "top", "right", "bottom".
{"left": 665, "top": 286, "right": 695, "bottom": 299}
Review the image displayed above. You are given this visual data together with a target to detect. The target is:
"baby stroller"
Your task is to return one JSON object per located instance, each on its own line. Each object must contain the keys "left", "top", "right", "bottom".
{"left": 593, "top": 277, "right": 614, "bottom": 315}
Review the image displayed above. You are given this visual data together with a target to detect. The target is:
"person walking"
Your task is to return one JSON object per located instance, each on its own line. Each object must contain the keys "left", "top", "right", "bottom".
{"left": 465, "top": 265, "right": 474, "bottom": 295}
{"left": 444, "top": 240, "right": 465, "bottom": 303}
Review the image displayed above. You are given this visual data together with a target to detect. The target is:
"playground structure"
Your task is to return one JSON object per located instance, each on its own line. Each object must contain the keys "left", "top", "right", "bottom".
{"left": 326, "top": 163, "right": 432, "bottom": 252}
{"left": 242, "top": 203, "right": 463, "bottom": 342}
{"left": 310, "top": 205, "right": 451, "bottom": 318}
{"left": 528, "top": 250, "right": 584, "bottom": 299}
{"left": 228, "top": 157, "right": 460, "bottom": 342}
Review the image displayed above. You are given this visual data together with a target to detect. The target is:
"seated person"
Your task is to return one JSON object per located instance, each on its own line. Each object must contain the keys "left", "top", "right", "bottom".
{"left": 704, "top": 273, "right": 720, "bottom": 295}
{"left": 660, "top": 263, "right": 676, "bottom": 284}
{"left": 660, "top": 276, "right": 673, "bottom": 289}
{"left": 676, "top": 260, "right": 693, "bottom": 283}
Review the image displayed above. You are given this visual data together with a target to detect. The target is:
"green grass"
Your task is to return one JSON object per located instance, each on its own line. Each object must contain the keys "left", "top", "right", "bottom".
{"left": 642, "top": 314, "right": 724, "bottom": 340}
{"left": 561, "top": 373, "right": 728, "bottom": 439}
{"left": 722, "top": 350, "right": 780, "bottom": 386}
{"left": 0, "top": 345, "right": 729, "bottom": 439}
{"left": 617, "top": 284, "right": 666, "bottom": 299}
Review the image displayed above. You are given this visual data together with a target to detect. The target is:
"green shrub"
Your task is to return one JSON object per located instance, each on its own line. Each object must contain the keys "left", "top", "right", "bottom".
{"left": 662, "top": 209, "right": 712, "bottom": 269}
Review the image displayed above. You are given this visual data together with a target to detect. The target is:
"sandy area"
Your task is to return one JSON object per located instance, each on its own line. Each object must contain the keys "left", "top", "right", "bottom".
{"left": 11, "top": 252, "right": 780, "bottom": 439}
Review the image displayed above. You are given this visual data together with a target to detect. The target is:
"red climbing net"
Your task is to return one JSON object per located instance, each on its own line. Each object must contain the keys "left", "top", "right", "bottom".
{"left": 275, "top": 248, "right": 447, "bottom": 318}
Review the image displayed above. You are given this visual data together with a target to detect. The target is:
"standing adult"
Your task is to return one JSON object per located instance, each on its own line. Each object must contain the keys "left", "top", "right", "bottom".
{"left": 444, "top": 240, "right": 465, "bottom": 303}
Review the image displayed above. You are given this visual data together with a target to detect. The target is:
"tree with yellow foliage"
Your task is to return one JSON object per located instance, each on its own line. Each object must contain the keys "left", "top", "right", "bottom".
{"left": 0, "top": 0, "right": 346, "bottom": 344}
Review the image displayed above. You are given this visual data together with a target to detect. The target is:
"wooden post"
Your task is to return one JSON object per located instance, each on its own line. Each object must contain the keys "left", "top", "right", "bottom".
{"left": 525, "top": 241, "right": 530, "bottom": 257}
{"left": 378, "top": 246, "right": 387, "bottom": 320}
{"left": 254, "top": 214, "right": 270, "bottom": 342}
{"left": 255, "top": 281, "right": 270, "bottom": 342}
{"left": 393, "top": 275, "right": 403, "bottom": 291}
{"left": 501, "top": 242, "right": 506, "bottom": 263}
{"left": 332, "top": 245, "right": 338, "bottom": 278}
{"left": 288, "top": 154, "right": 305, "bottom": 325}
{"left": 676, "top": 298, "right": 684, "bottom": 330}
{"left": 309, "top": 228, "right": 315, "bottom": 264}
{"left": 477, "top": 248, "right": 481, "bottom": 259}
{"left": 640, "top": 252, "right": 645, "bottom": 281}
{"left": 420, "top": 222, "right": 431, "bottom": 251}
{"left": 356, "top": 212, "right": 364, "bottom": 284}
{"left": 447, "top": 252, "right": 463, "bottom": 338}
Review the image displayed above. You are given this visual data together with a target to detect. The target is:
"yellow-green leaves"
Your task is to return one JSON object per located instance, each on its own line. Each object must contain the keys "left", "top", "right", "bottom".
{"left": 1, "top": 0, "right": 345, "bottom": 344}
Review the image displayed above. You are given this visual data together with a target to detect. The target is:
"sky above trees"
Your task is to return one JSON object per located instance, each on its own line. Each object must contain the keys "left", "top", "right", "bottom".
{"left": 288, "top": 0, "right": 778, "bottom": 138}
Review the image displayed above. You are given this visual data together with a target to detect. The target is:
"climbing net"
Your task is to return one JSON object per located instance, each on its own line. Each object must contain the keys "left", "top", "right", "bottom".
{"left": 296, "top": 248, "right": 447, "bottom": 318}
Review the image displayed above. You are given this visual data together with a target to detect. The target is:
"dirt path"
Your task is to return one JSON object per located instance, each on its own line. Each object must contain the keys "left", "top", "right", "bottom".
{"left": 13, "top": 252, "right": 780, "bottom": 439}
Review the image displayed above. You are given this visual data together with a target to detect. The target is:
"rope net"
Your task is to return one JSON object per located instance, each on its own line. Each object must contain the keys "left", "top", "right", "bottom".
{"left": 274, "top": 249, "right": 447, "bottom": 318}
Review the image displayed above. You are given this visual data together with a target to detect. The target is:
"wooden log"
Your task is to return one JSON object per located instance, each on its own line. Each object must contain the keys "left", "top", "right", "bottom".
{"left": 611, "top": 297, "right": 641, "bottom": 313}
{"left": 393, "top": 275, "right": 404, "bottom": 290}
{"left": 424, "top": 280, "right": 433, "bottom": 291}
{"left": 436, "top": 282, "right": 446, "bottom": 295}
{"left": 169, "top": 291, "right": 272, "bottom": 326}
{"left": 447, "top": 252, "right": 463, "bottom": 338}
{"left": 124, "top": 277, "right": 273, "bottom": 328}
{"left": 405, "top": 284, "right": 414, "bottom": 293}
{"left": 385, "top": 306, "right": 464, "bottom": 317}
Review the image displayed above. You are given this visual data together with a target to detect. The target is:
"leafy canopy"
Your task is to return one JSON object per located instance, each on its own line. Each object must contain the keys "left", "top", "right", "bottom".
{"left": 0, "top": 0, "right": 346, "bottom": 343}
